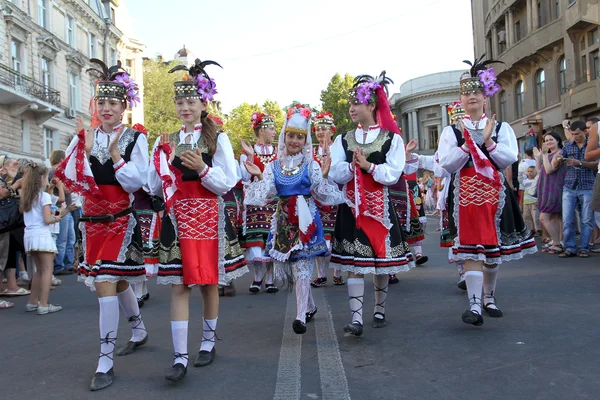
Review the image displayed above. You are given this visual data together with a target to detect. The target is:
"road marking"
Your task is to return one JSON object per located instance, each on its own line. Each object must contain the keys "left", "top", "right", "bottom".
{"left": 314, "top": 289, "right": 351, "bottom": 400}
{"left": 273, "top": 292, "right": 302, "bottom": 400}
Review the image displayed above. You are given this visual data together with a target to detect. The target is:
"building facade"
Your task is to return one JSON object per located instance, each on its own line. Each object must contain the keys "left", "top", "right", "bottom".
{"left": 0, "top": 0, "right": 145, "bottom": 164}
{"left": 472, "top": 0, "right": 600, "bottom": 144}
{"left": 390, "top": 70, "right": 463, "bottom": 155}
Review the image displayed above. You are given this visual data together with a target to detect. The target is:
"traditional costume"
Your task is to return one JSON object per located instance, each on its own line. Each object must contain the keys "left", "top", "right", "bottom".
{"left": 149, "top": 58, "right": 247, "bottom": 381}
{"left": 438, "top": 57, "right": 537, "bottom": 326}
{"left": 330, "top": 72, "right": 414, "bottom": 336}
{"left": 56, "top": 59, "right": 149, "bottom": 391}
{"left": 239, "top": 113, "right": 279, "bottom": 293}
{"left": 244, "top": 104, "right": 344, "bottom": 334}
{"left": 310, "top": 112, "right": 345, "bottom": 288}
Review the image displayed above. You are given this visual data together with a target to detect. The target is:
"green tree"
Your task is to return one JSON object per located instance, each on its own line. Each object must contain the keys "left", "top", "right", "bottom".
{"left": 142, "top": 57, "right": 181, "bottom": 146}
{"left": 320, "top": 73, "right": 355, "bottom": 135}
{"left": 225, "top": 100, "right": 285, "bottom": 155}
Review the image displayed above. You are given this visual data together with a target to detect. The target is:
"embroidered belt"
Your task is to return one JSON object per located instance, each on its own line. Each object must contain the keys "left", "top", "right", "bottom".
{"left": 80, "top": 207, "right": 134, "bottom": 223}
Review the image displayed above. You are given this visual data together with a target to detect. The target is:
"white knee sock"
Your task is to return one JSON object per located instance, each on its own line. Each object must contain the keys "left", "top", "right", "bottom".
{"left": 295, "top": 276, "right": 312, "bottom": 323}
{"left": 200, "top": 318, "right": 218, "bottom": 352}
{"left": 132, "top": 282, "right": 143, "bottom": 299}
{"left": 316, "top": 256, "right": 327, "bottom": 279}
{"left": 142, "top": 281, "right": 148, "bottom": 296}
{"left": 347, "top": 278, "right": 364, "bottom": 325}
{"left": 334, "top": 268, "right": 341, "bottom": 278}
{"left": 118, "top": 286, "right": 147, "bottom": 342}
{"left": 97, "top": 296, "right": 119, "bottom": 373}
{"left": 373, "top": 274, "right": 389, "bottom": 317}
{"left": 264, "top": 263, "right": 274, "bottom": 285}
{"left": 171, "top": 320, "right": 188, "bottom": 367}
{"left": 412, "top": 245, "right": 423, "bottom": 255}
{"left": 464, "top": 271, "right": 484, "bottom": 314}
{"left": 483, "top": 265, "right": 500, "bottom": 309}
{"left": 253, "top": 262, "right": 266, "bottom": 282}
{"left": 456, "top": 260, "right": 465, "bottom": 276}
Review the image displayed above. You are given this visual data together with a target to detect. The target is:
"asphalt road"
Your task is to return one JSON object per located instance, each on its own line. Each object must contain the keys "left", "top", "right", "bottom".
{"left": 2, "top": 217, "right": 599, "bottom": 400}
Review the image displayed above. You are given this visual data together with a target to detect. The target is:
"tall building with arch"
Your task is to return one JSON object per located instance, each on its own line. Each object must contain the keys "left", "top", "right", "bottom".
{"left": 471, "top": 0, "right": 599, "bottom": 142}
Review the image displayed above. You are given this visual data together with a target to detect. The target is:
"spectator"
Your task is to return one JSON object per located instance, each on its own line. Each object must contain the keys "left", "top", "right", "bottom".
{"left": 521, "top": 166, "right": 541, "bottom": 235}
{"left": 584, "top": 122, "right": 600, "bottom": 252}
{"left": 48, "top": 150, "right": 76, "bottom": 275}
{"left": 0, "top": 157, "right": 29, "bottom": 300}
{"left": 553, "top": 120, "right": 598, "bottom": 258}
{"left": 518, "top": 149, "right": 537, "bottom": 204}
{"left": 533, "top": 132, "right": 567, "bottom": 254}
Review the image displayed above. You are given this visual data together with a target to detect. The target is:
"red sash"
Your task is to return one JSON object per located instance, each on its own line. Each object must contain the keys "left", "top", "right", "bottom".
{"left": 458, "top": 167, "right": 500, "bottom": 245}
{"left": 346, "top": 169, "right": 389, "bottom": 258}
{"left": 83, "top": 185, "right": 131, "bottom": 264}
{"left": 173, "top": 181, "right": 219, "bottom": 285}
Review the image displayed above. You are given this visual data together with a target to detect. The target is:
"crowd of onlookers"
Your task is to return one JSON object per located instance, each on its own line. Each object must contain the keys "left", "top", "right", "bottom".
{"left": 0, "top": 150, "right": 80, "bottom": 311}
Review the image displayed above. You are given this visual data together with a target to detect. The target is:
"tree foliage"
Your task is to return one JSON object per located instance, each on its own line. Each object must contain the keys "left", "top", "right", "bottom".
{"left": 320, "top": 73, "right": 355, "bottom": 136}
{"left": 142, "top": 58, "right": 181, "bottom": 146}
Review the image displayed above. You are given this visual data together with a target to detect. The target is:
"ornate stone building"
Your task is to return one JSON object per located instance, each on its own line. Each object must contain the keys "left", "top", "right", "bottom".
{"left": 390, "top": 70, "right": 463, "bottom": 155}
{"left": 0, "top": 0, "right": 145, "bottom": 164}
{"left": 472, "top": 0, "right": 599, "bottom": 143}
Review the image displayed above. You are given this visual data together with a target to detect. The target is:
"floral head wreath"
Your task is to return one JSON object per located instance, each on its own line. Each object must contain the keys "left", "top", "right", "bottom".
{"left": 251, "top": 112, "right": 275, "bottom": 130}
{"left": 312, "top": 111, "right": 336, "bottom": 133}
{"left": 349, "top": 71, "right": 393, "bottom": 105}
{"left": 169, "top": 58, "right": 222, "bottom": 102}
{"left": 460, "top": 55, "right": 503, "bottom": 97}
{"left": 87, "top": 58, "right": 140, "bottom": 108}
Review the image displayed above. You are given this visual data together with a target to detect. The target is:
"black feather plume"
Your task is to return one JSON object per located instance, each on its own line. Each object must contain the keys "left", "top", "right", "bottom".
{"left": 463, "top": 54, "right": 505, "bottom": 77}
{"left": 169, "top": 58, "right": 223, "bottom": 80}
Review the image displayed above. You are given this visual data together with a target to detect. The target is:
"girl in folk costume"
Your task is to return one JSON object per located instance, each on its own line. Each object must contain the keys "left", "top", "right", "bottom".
{"left": 438, "top": 57, "right": 537, "bottom": 327}
{"left": 330, "top": 72, "right": 414, "bottom": 337}
{"left": 244, "top": 104, "right": 344, "bottom": 334}
{"left": 439, "top": 102, "right": 468, "bottom": 290}
{"left": 310, "top": 112, "right": 345, "bottom": 288}
{"left": 240, "top": 113, "right": 279, "bottom": 293}
{"left": 149, "top": 58, "right": 247, "bottom": 383}
{"left": 55, "top": 59, "right": 149, "bottom": 391}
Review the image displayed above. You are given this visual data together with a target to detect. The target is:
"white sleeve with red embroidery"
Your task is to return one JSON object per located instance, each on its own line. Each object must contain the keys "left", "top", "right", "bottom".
{"left": 115, "top": 132, "right": 149, "bottom": 194}
{"left": 418, "top": 154, "right": 435, "bottom": 171}
{"left": 200, "top": 132, "right": 237, "bottom": 196}
{"left": 309, "top": 161, "right": 346, "bottom": 206}
{"left": 371, "top": 133, "right": 405, "bottom": 186}
{"left": 438, "top": 125, "right": 470, "bottom": 174}
{"left": 243, "top": 163, "right": 277, "bottom": 206}
{"left": 404, "top": 153, "right": 419, "bottom": 174}
{"left": 330, "top": 134, "right": 354, "bottom": 185}
{"left": 488, "top": 122, "right": 518, "bottom": 170}
{"left": 147, "top": 136, "right": 163, "bottom": 197}
{"left": 239, "top": 153, "right": 252, "bottom": 183}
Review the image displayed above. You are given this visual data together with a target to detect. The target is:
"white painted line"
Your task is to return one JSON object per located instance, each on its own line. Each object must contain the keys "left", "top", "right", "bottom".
{"left": 314, "top": 289, "right": 351, "bottom": 400}
{"left": 273, "top": 292, "right": 302, "bottom": 400}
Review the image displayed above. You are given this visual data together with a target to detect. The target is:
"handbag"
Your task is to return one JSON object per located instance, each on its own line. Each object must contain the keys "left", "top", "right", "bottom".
{"left": 0, "top": 196, "right": 24, "bottom": 233}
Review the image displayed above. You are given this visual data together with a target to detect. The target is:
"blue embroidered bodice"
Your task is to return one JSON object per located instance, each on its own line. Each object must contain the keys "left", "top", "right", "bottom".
{"left": 273, "top": 160, "right": 311, "bottom": 197}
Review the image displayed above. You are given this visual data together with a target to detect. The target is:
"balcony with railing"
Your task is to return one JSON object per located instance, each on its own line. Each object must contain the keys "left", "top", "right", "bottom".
{"left": 0, "top": 63, "right": 63, "bottom": 123}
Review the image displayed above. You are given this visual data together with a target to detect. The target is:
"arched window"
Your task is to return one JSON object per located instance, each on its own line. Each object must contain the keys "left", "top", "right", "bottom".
{"left": 558, "top": 57, "right": 567, "bottom": 94}
{"left": 535, "top": 69, "right": 546, "bottom": 110}
{"left": 499, "top": 90, "right": 507, "bottom": 121}
{"left": 515, "top": 80, "right": 524, "bottom": 118}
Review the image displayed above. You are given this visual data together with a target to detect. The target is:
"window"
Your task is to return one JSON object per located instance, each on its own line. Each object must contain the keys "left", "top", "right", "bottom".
{"left": 41, "top": 57, "right": 51, "bottom": 96}
{"left": 559, "top": 56, "right": 567, "bottom": 93}
{"left": 37, "top": 0, "right": 47, "bottom": 28}
{"left": 88, "top": 33, "right": 96, "bottom": 57}
{"left": 537, "top": 1, "right": 544, "bottom": 27}
{"left": 11, "top": 39, "right": 21, "bottom": 73}
{"left": 66, "top": 16, "right": 74, "bottom": 47}
{"left": 515, "top": 80, "right": 524, "bottom": 118}
{"left": 499, "top": 90, "right": 506, "bottom": 121}
{"left": 110, "top": 48, "right": 117, "bottom": 67}
{"left": 593, "top": 50, "right": 600, "bottom": 80}
{"left": 535, "top": 69, "right": 546, "bottom": 110}
{"left": 68, "top": 72, "right": 80, "bottom": 111}
{"left": 44, "top": 128, "right": 56, "bottom": 159}
{"left": 555, "top": 0, "right": 560, "bottom": 19}
{"left": 111, "top": 7, "right": 116, "bottom": 24}
{"left": 588, "top": 28, "right": 599, "bottom": 47}
{"left": 125, "top": 59, "right": 133, "bottom": 75}
{"left": 21, "top": 119, "right": 30, "bottom": 153}
{"left": 428, "top": 126, "right": 438, "bottom": 150}
{"left": 582, "top": 55, "right": 588, "bottom": 82}
{"left": 515, "top": 21, "right": 521, "bottom": 42}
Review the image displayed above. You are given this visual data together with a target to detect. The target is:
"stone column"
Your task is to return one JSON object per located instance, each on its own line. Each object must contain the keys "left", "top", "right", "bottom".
{"left": 401, "top": 114, "right": 408, "bottom": 140}
{"left": 441, "top": 104, "right": 448, "bottom": 128}
{"left": 491, "top": 24, "right": 499, "bottom": 58}
{"left": 527, "top": 0, "right": 533, "bottom": 34}
{"left": 407, "top": 111, "right": 413, "bottom": 142}
{"left": 507, "top": 8, "right": 514, "bottom": 46}
{"left": 532, "top": 0, "right": 539, "bottom": 30}
{"left": 411, "top": 110, "right": 419, "bottom": 148}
